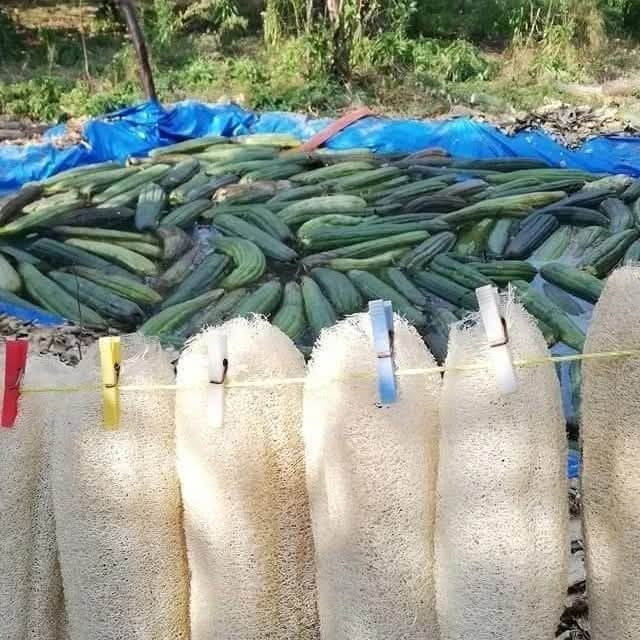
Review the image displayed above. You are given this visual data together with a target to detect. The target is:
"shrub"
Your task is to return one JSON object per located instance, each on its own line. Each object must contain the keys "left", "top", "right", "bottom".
{"left": 0, "top": 78, "right": 71, "bottom": 122}
{"left": 413, "top": 39, "right": 494, "bottom": 83}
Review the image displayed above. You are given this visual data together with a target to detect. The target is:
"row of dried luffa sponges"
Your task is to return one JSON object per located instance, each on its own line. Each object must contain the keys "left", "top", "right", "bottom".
{"left": 0, "top": 267, "right": 636, "bottom": 640}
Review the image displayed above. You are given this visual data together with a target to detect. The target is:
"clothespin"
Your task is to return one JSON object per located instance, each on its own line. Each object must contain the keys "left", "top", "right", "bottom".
{"left": 99, "top": 336, "right": 121, "bottom": 430}
{"left": 1, "top": 340, "right": 28, "bottom": 428}
{"left": 476, "top": 285, "right": 517, "bottom": 394}
{"left": 207, "top": 333, "right": 228, "bottom": 428}
{"left": 369, "top": 299, "right": 397, "bottom": 405}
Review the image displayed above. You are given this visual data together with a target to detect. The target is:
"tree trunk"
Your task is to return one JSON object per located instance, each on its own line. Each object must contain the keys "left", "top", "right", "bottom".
{"left": 115, "top": 0, "right": 158, "bottom": 102}
{"left": 326, "top": 0, "right": 340, "bottom": 21}
{"left": 326, "top": 0, "right": 351, "bottom": 81}
{"left": 331, "top": 20, "right": 351, "bottom": 81}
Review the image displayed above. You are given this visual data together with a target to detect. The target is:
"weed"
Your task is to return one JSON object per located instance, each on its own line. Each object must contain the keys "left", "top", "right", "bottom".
{"left": 176, "top": 57, "right": 221, "bottom": 86}
{"left": 0, "top": 0, "right": 638, "bottom": 124}
{"left": 60, "top": 81, "right": 140, "bottom": 117}
{"left": 148, "top": 0, "right": 182, "bottom": 46}
{"left": 413, "top": 40, "right": 494, "bottom": 83}
{"left": 181, "top": 0, "right": 248, "bottom": 40}
{"left": 263, "top": 0, "right": 307, "bottom": 45}
{"left": 502, "top": 0, "right": 606, "bottom": 82}
{"left": 0, "top": 78, "right": 71, "bottom": 122}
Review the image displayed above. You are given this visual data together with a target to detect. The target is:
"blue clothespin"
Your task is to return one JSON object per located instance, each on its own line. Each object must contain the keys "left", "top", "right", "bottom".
{"left": 369, "top": 299, "right": 397, "bottom": 405}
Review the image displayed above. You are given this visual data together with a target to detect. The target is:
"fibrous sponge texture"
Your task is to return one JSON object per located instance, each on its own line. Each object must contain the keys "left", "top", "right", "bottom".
{"left": 436, "top": 302, "right": 568, "bottom": 640}
{"left": 303, "top": 313, "right": 441, "bottom": 640}
{"left": 49, "top": 334, "right": 189, "bottom": 640}
{"left": 176, "top": 317, "right": 319, "bottom": 640}
{"left": 582, "top": 266, "right": 640, "bottom": 640}
{"left": 0, "top": 348, "right": 68, "bottom": 640}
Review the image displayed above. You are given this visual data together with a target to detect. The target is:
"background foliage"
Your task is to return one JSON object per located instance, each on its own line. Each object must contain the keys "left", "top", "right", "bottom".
{"left": 0, "top": 0, "right": 639, "bottom": 121}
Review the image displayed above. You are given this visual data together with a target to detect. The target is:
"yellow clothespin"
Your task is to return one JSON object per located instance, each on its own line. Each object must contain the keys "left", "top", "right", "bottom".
{"left": 99, "top": 336, "right": 122, "bottom": 430}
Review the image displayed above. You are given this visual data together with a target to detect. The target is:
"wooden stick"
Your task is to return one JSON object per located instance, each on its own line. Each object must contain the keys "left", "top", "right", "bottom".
{"left": 115, "top": 0, "right": 157, "bottom": 102}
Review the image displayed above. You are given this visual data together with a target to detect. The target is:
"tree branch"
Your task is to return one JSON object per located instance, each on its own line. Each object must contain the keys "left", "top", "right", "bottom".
{"left": 115, "top": 0, "right": 157, "bottom": 102}
{"left": 78, "top": 0, "right": 92, "bottom": 82}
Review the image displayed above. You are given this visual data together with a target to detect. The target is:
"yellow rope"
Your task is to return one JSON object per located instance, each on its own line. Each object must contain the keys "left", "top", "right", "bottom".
{"left": 16, "top": 347, "right": 640, "bottom": 395}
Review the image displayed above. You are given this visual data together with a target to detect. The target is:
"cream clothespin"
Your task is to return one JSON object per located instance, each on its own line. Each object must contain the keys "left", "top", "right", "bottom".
{"left": 369, "top": 299, "right": 397, "bottom": 405}
{"left": 99, "top": 336, "right": 122, "bottom": 430}
{"left": 476, "top": 285, "right": 517, "bottom": 394}
{"left": 207, "top": 333, "right": 228, "bottom": 428}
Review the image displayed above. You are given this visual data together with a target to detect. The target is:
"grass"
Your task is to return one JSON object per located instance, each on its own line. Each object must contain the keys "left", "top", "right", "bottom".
{"left": 1, "top": 1, "right": 640, "bottom": 124}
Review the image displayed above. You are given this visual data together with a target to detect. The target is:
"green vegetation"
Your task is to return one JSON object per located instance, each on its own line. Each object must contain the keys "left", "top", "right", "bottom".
{"left": 0, "top": 0, "right": 639, "bottom": 122}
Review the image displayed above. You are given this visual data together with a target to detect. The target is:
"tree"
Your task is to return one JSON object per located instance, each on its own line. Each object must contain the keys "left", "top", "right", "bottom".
{"left": 114, "top": 0, "right": 158, "bottom": 101}
{"left": 326, "top": 0, "right": 351, "bottom": 80}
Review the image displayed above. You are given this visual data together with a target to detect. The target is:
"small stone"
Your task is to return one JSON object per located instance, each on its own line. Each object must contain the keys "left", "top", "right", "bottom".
{"left": 0, "top": 129, "right": 25, "bottom": 140}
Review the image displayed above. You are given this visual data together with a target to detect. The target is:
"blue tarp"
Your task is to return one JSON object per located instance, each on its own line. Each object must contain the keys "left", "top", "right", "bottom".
{"left": 0, "top": 301, "right": 64, "bottom": 327}
{"left": 568, "top": 450, "right": 580, "bottom": 479}
{"left": 4, "top": 99, "right": 640, "bottom": 195}
{"left": 0, "top": 101, "right": 603, "bottom": 474}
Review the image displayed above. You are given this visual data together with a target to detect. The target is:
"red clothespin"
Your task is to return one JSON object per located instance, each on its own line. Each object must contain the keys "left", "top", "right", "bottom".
{"left": 2, "top": 340, "right": 28, "bottom": 428}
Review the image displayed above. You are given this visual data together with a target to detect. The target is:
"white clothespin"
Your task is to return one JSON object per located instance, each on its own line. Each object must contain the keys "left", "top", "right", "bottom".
{"left": 369, "top": 299, "right": 397, "bottom": 405}
{"left": 476, "top": 285, "right": 517, "bottom": 394}
{"left": 207, "top": 334, "right": 228, "bottom": 428}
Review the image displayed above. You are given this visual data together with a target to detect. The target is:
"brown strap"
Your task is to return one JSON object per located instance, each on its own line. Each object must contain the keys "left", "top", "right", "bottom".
{"left": 298, "top": 107, "right": 376, "bottom": 152}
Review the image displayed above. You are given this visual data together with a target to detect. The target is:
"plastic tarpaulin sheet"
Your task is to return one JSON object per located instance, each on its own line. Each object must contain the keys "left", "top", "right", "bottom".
{"left": 0, "top": 99, "right": 601, "bottom": 474}
{"left": 0, "top": 301, "right": 63, "bottom": 327}
{"left": 4, "top": 99, "right": 640, "bottom": 195}
{"left": 0, "top": 101, "right": 256, "bottom": 193}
